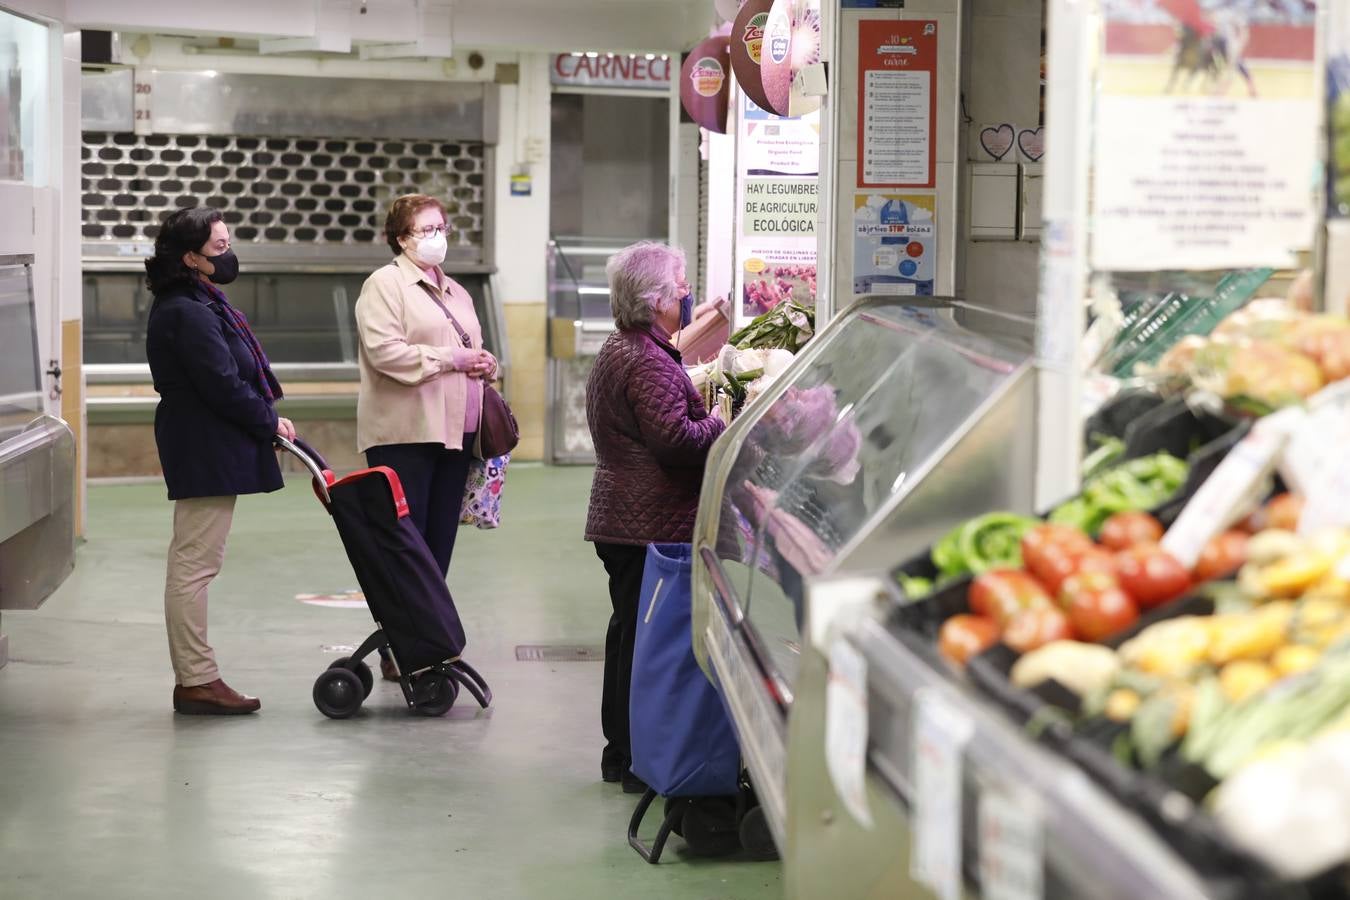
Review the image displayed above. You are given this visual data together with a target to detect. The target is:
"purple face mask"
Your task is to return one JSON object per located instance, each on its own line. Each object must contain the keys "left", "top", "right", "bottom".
{"left": 679, "top": 293, "right": 694, "bottom": 328}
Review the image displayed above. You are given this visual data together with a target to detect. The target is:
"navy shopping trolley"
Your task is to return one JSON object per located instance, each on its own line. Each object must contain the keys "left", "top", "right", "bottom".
{"left": 626, "top": 543, "right": 777, "bottom": 863}
{"left": 278, "top": 436, "right": 492, "bottom": 719}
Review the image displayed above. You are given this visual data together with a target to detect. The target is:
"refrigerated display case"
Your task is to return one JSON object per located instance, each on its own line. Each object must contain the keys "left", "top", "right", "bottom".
{"left": 687, "top": 294, "right": 1280, "bottom": 898}
{"left": 0, "top": 253, "right": 76, "bottom": 667}
{"left": 546, "top": 237, "right": 627, "bottom": 463}
{"left": 689, "top": 295, "right": 1038, "bottom": 853}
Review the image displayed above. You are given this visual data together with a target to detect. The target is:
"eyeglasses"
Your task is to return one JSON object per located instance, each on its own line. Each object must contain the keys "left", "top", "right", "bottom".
{"left": 408, "top": 224, "right": 448, "bottom": 239}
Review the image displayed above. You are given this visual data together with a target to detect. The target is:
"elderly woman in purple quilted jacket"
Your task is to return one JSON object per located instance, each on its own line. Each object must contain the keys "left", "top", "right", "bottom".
{"left": 584, "top": 241, "right": 726, "bottom": 793}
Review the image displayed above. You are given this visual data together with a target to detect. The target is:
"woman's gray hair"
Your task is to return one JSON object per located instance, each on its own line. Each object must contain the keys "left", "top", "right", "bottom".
{"left": 606, "top": 241, "right": 686, "bottom": 330}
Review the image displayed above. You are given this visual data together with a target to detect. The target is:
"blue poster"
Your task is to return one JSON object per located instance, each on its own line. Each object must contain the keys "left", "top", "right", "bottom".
{"left": 853, "top": 192, "right": 936, "bottom": 296}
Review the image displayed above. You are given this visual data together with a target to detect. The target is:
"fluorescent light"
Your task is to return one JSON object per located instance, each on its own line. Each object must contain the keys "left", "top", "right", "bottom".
{"left": 577, "top": 287, "right": 610, "bottom": 295}
{"left": 571, "top": 51, "right": 583, "bottom": 57}
{"left": 585, "top": 51, "right": 599, "bottom": 58}
{"left": 645, "top": 54, "right": 655, "bottom": 60}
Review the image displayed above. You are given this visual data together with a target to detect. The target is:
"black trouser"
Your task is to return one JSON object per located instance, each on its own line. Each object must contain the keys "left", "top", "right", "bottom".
{"left": 366, "top": 437, "right": 476, "bottom": 578}
{"left": 594, "top": 541, "right": 648, "bottom": 770}
{"left": 367, "top": 438, "right": 476, "bottom": 662}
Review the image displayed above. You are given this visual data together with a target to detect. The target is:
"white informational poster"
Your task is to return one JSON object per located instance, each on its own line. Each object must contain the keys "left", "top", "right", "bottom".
{"left": 734, "top": 93, "right": 821, "bottom": 325}
{"left": 1091, "top": 4, "right": 1318, "bottom": 271}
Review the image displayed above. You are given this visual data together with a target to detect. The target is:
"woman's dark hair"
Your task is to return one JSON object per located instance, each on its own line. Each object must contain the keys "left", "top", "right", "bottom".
{"left": 144, "top": 207, "right": 223, "bottom": 296}
{"left": 383, "top": 193, "right": 447, "bottom": 255}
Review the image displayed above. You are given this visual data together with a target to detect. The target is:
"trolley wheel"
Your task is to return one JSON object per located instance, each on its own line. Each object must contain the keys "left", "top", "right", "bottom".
{"left": 411, "top": 671, "right": 459, "bottom": 717}
{"left": 663, "top": 797, "right": 690, "bottom": 838}
{"left": 313, "top": 668, "right": 364, "bottom": 719}
{"left": 328, "top": 657, "right": 374, "bottom": 698}
{"left": 738, "top": 805, "right": 779, "bottom": 861}
{"left": 680, "top": 798, "right": 741, "bottom": 858}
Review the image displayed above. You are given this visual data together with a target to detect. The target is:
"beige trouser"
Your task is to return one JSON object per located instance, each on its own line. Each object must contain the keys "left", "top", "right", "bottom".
{"left": 164, "top": 496, "right": 236, "bottom": 687}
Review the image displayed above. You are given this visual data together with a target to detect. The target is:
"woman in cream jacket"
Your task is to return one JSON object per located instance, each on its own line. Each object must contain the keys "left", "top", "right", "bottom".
{"left": 355, "top": 193, "right": 495, "bottom": 677}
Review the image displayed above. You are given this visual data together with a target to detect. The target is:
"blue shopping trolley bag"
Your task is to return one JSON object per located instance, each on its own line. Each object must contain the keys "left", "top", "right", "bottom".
{"left": 626, "top": 543, "right": 742, "bottom": 863}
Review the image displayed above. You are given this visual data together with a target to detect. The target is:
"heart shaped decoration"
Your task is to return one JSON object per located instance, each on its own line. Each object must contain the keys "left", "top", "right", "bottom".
{"left": 1018, "top": 127, "right": 1045, "bottom": 162}
{"left": 979, "top": 124, "right": 1015, "bottom": 161}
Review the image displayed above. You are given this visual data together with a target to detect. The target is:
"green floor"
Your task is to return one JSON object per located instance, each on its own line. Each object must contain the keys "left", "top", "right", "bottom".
{"left": 0, "top": 466, "right": 782, "bottom": 899}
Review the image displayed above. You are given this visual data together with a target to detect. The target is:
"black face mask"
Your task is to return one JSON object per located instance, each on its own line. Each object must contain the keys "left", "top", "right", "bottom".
{"left": 202, "top": 249, "right": 239, "bottom": 285}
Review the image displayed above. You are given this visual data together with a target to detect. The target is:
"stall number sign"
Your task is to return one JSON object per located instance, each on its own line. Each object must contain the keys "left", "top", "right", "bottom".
{"left": 551, "top": 54, "right": 673, "bottom": 90}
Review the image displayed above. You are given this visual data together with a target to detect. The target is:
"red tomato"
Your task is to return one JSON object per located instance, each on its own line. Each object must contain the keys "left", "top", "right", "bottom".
{"left": 1060, "top": 571, "right": 1139, "bottom": 641}
{"left": 1099, "top": 511, "right": 1164, "bottom": 551}
{"left": 938, "top": 615, "right": 1000, "bottom": 667}
{"left": 968, "top": 570, "right": 1053, "bottom": 625}
{"left": 1240, "top": 493, "right": 1305, "bottom": 534}
{"left": 1194, "top": 530, "right": 1249, "bottom": 582}
{"left": 1031, "top": 545, "right": 1114, "bottom": 596}
{"left": 1114, "top": 544, "right": 1191, "bottom": 609}
{"left": 1021, "top": 524, "right": 1093, "bottom": 568}
{"left": 1003, "top": 606, "right": 1075, "bottom": 655}
{"left": 1264, "top": 494, "right": 1304, "bottom": 532}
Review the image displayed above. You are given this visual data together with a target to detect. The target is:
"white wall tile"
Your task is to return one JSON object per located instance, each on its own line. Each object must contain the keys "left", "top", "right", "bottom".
{"left": 968, "top": 13, "right": 1043, "bottom": 125}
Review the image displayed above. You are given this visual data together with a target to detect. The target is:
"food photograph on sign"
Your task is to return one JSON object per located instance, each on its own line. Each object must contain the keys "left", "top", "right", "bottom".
{"left": 1100, "top": 0, "right": 1316, "bottom": 99}
{"left": 853, "top": 193, "right": 936, "bottom": 296}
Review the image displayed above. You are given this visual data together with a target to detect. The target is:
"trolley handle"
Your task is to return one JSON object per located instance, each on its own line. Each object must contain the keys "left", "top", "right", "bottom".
{"left": 274, "top": 434, "right": 332, "bottom": 504}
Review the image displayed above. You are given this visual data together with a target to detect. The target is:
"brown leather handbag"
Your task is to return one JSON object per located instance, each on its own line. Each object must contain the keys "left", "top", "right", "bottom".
{"left": 420, "top": 281, "right": 519, "bottom": 460}
{"left": 474, "top": 381, "right": 519, "bottom": 460}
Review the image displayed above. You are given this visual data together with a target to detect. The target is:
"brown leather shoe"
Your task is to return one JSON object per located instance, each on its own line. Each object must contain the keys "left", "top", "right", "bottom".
{"left": 173, "top": 679, "right": 261, "bottom": 715}
{"left": 380, "top": 656, "right": 400, "bottom": 682}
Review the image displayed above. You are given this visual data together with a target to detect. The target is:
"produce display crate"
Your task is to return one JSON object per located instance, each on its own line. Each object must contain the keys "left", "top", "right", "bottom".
{"left": 969, "top": 593, "right": 1349, "bottom": 900}
{"left": 891, "top": 575, "right": 1348, "bottom": 898}
{"left": 1094, "top": 269, "right": 1272, "bottom": 379}
{"left": 893, "top": 401, "right": 1247, "bottom": 588}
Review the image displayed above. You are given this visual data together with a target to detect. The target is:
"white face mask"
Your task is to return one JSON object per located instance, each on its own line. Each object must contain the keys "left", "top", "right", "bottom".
{"left": 406, "top": 231, "right": 448, "bottom": 267}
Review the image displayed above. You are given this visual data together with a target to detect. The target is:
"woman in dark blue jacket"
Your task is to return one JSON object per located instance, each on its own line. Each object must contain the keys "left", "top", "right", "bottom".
{"left": 145, "top": 207, "right": 295, "bottom": 715}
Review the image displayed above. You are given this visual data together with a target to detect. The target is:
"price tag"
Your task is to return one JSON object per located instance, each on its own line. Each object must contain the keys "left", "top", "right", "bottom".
{"left": 911, "top": 688, "right": 974, "bottom": 900}
{"left": 1162, "top": 418, "right": 1293, "bottom": 568}
{"left": 979, "top": 784, "right": 1044, "bottom": 900}
{"left": 825, "top": 638, "right": 872, "bottom": 829}
{"left": 1287, "top": 405, "right": 1350, "bottom": 534}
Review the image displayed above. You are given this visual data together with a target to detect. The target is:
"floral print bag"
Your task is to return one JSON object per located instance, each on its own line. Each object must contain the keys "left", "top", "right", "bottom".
{"left": 460, "top": 453, "right": 509, "bottom": 530}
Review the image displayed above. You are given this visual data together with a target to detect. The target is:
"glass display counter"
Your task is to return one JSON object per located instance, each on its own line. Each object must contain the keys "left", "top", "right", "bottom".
{"left": 0, "top": 254, "right": 43, "bottom": 444}
{"left": 690, "top": 296, "right": 1038, "bottom": 850}
{"left": 0, "top": 255, "right": 75, "bottom": 648}
{"left": 545, "top": 237, "right": 629, "bottom": 463}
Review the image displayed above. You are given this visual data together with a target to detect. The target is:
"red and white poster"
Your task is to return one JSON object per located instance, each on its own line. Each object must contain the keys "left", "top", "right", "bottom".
{"left": 857, "top": 20, "right": 938, "bottom": 189}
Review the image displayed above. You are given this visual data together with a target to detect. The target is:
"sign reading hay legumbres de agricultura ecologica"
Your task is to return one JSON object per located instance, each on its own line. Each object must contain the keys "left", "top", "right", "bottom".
{"left": 734, "top": 92, "right": 820, "bottom": 323}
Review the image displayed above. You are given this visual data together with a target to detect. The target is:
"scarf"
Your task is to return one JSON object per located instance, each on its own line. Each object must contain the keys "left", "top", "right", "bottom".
{"left": 198, "top": 281, "right": 284, "bottom": 403}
